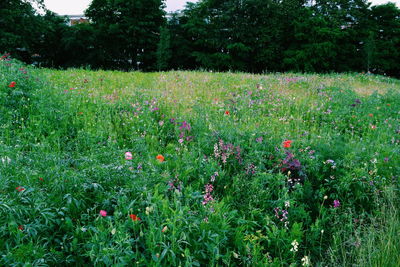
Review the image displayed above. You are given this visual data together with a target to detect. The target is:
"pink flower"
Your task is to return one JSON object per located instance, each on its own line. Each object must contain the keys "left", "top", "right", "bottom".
{"left": 125, "top": 152, "right": 133, "bottom": 160}
{"left": 99, "top": 210, "right": 107, "bottom": 217}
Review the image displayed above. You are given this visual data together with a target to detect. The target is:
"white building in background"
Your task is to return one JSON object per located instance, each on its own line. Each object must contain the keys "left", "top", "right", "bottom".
{"left": 65, "top": 15, "right": 89, "bottom": 26}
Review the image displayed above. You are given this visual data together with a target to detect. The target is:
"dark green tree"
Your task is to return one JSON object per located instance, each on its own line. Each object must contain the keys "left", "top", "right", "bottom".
{"left": 156, "top": 27, "right": 171, "bottom": 71}
{"left": 0, "top": 0, "right": 45, "bottom": 62}
{"left": 85, "top": 0, "right": 166, "bottom": 70}
{"left": 369, "top": 3, "right": 400, "bottom": 76}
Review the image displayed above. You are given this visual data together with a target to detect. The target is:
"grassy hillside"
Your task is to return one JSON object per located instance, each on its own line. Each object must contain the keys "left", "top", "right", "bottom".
{"left": 1, "top": 56, "right": 399, "bottom": 266}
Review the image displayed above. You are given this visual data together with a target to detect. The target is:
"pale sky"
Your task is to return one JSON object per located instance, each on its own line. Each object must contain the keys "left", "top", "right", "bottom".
{"left": 43, "top": 0, "right": 400, "bottom": 15}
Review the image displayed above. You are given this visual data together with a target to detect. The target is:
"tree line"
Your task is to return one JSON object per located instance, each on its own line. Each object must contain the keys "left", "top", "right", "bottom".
{"left": 1, "top": 0, "right": 399, "bottom": 76}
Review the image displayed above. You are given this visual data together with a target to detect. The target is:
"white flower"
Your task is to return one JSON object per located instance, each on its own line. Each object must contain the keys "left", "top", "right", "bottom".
{"left": 290, "top": 240, "right": 299, "bottom": 252}
{"left": 1, "top": 156, "right": 11, "bottom": 164}
{"left": 301, "top": 256, "right": 311, "bottom": 266}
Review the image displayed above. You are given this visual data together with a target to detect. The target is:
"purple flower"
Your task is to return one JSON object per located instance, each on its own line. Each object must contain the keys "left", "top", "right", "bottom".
{"left": 256, "top": 137, "right": 263, "bottom": 143}
{"left": 333, "top": 199, "right": 340, "bottom": 208}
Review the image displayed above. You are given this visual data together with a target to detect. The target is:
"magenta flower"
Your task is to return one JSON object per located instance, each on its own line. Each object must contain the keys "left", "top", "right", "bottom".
{"left": 125, "top": 152, "right": 133, "bottom": 160}
{"left": 99, "top": 210, "right": 107, "bottom": 217}
{"left": 333, "top": 199, "right": 340, "bottom": 208}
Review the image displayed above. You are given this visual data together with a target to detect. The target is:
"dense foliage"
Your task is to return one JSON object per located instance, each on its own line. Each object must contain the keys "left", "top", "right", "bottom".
{"left": 1, "top": 0, "right": 400, "bottom": 76}
{"left": 1, "top": 56, "right": 399, "bottom": 265}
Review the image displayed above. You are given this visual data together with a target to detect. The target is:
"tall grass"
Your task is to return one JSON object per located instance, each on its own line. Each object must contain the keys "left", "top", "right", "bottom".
{"left": 325, "top": 187, "right": 400, "bottom": 267}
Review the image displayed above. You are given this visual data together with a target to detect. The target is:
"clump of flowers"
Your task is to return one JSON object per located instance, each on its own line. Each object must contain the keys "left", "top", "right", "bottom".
{"left": 280, "top": 151, "right": 305, "bottom": 189}
{"left": 274, "top": 207, "right": 289, "bottom": 223}
{"left": 202, "top": 184, "right": 214, "bottom": 206}
{"left": 246, "top": 163, "right": 256, "bottom": 175}
{"left": 8, "top": 81, "right": 16, "bottom": 88}
{"left": 214, "top": 139, "right": 242, "bottom": 164}
{"left": 178, "top": 120, "right": 193, "bottom": 143}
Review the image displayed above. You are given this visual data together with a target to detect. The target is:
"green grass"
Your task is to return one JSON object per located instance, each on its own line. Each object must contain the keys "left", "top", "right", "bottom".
{"left": 1, "top": 57, "right": 399, "bottom": 266}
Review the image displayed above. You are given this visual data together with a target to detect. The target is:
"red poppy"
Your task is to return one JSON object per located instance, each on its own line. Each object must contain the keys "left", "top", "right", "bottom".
{"left": 283, "top": 140, "right": 292, "bottom": 148}
{"left": 129, "top": 214, "right": 141, "bottom": 221}
{"left": 16, "top": 186, "right": 25, "bottom": 192}
{"left": 368, "top": 113, "right": 373, "bottom": 117}
{"left": 39, "top": 177, "right": 44, "bottom": 181}
{"left": 18, "top": 225, "right": 24, "bottom": 231}
{"left": 225, "top": 110, "right": 230, "bottom": 115}
{"left": 156, "top": 154, "right": 165, "bottom": 162}
{"left": 9, "top": 81, "right": 16, "bottom": 88}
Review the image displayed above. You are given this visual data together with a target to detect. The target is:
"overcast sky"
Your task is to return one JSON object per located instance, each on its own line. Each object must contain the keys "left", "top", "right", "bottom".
{"left": 43, "top": 0, "right": 400, "bottom": 15}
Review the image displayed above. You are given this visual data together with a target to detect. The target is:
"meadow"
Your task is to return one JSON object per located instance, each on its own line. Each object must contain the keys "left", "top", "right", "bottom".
{"left": 0, "top": 55, "right": 399, "bottom": 266}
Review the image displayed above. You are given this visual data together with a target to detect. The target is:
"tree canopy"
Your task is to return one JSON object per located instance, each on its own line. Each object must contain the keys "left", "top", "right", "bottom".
{"left": 1, "top": 0, "right": 399, "bottom": 77}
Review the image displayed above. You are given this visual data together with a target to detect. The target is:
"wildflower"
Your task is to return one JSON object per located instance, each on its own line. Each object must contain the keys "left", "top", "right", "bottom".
{"left": 210, "top": 172, "right": 219, "bottom": 182}
{"left": 283, "top": 140, "right": 292, "bottom": 148}
{"left": 371, "top": 125, "right": 377, "bottom": 129}
{"left": 180, "top": 121, "right": 191, "bottom": 131}
{"left": 18, "top": 225, "right": 24, "bottom": 231}
{"left": 202, "top": 184, "right": 214, "bottom": 206}
{"left": 178, "top": 138, "right": 184, "bottom": 144}
{"left": 16, "top": 186, "right": 25, "bottom": 192}
{"left": 145, "top": 206, "right": 153, "bottom": 215}
{"left": 368, "top": 113, "right": 373, "bottom": 117}
{"left": 159, "top": 120, "right": 164, "bottom": 126}
{"left": 125, "top": 152, "right": 133, "bottom": 160}
{"left": 301, "top": 256, "right": 311, "bottom": 266}
{"left": 205, "top": 184, "right": 213, "bottom": 193}
{"left": 129, "top": 214, "right": 141, "bottom": 221}
{"left": 99, "top": 210, "right": 107, "bottom": 217}
{"left": 39, "top": 177, "right": 44, "bottom": 181}
{"left": 1, "top": 156, "right": 11, "bottom": 164}
{"left": 225, "top": 110, "right": 230, "bottom": 115}
{"left": 333, "top": 199, "right": 340, "bottom": 208}
{"left": 8, "top": 81, "right": 16, "bottom": 88}
{"left": 162, "top": 226, "right": 168, "bottom": 233}
{"left": 290, "top": 240, "right": 299, "bottom": 252}
{"left": 384, "top": 157, "right": 389, "bottom": 162}
{"left": 156, "top": 154, "right": 165, "bottom": 162}
{"left": 256, "top": 136, "right": 263, "bottom": 143}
